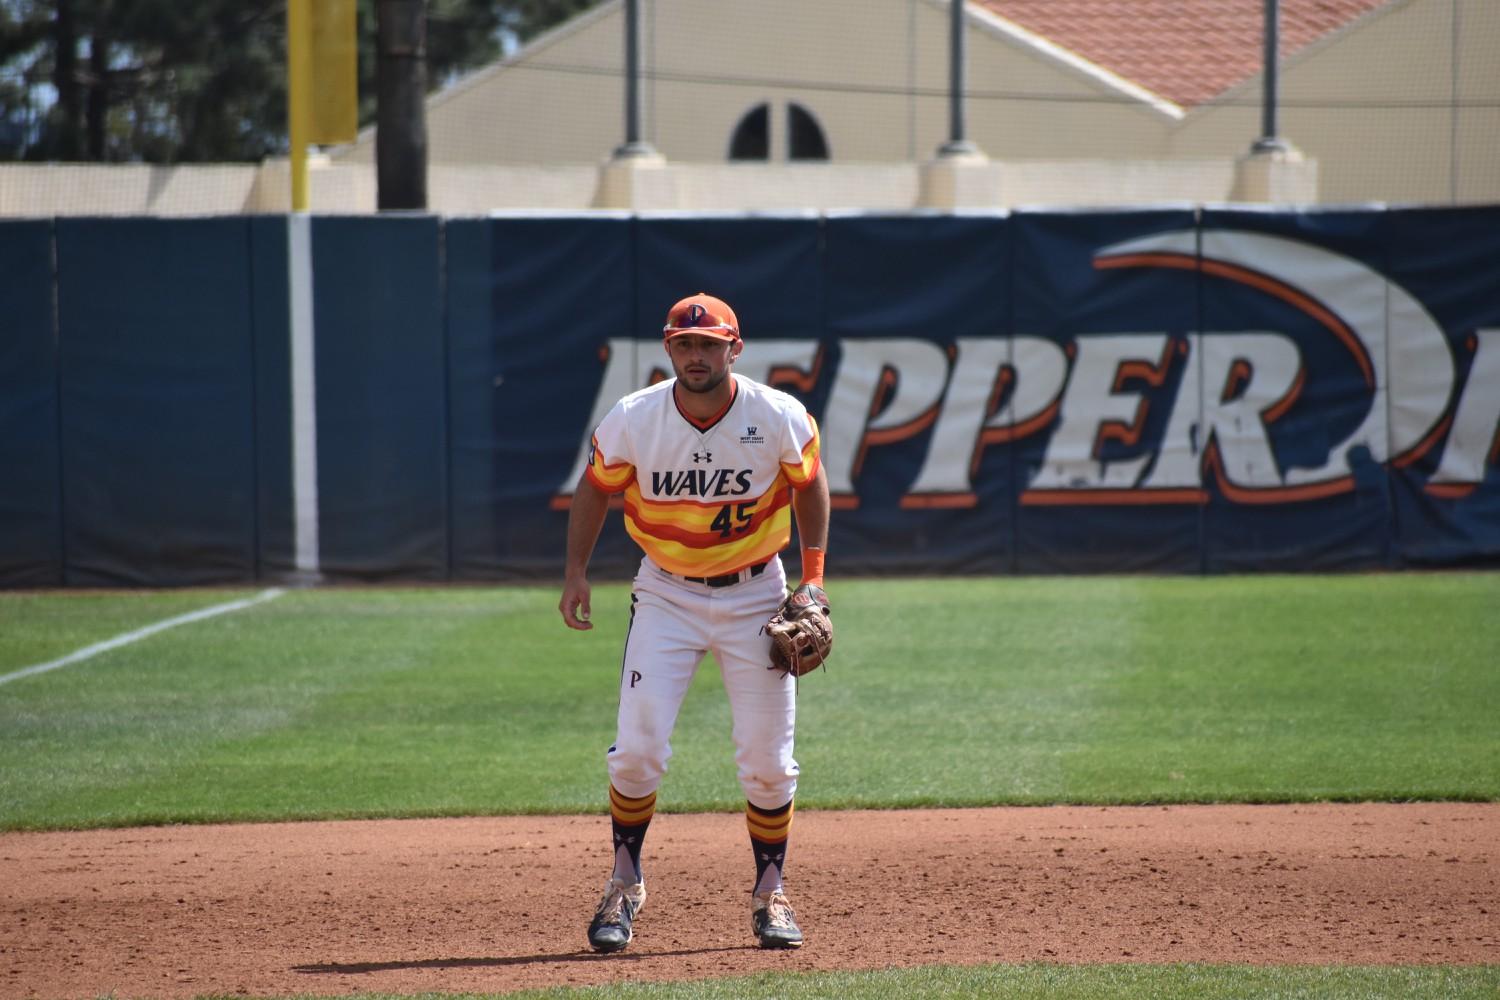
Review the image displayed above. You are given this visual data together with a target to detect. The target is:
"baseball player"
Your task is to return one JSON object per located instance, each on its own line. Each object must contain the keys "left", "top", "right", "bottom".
{"left": 559, "top": 292, "right": 830, "bottom": 953}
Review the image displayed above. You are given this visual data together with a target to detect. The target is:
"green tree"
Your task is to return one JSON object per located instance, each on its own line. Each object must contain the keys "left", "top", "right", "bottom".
{"left": 0, "top": 0, "right": 601, "bottom": 162}
{"left": 0, "top": 2, "right": 54, "bottom": 157}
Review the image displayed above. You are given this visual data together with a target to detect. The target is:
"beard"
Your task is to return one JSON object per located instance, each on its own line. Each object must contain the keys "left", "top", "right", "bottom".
{"left": 675, "top": 366, "right": 729, "bottom": 394}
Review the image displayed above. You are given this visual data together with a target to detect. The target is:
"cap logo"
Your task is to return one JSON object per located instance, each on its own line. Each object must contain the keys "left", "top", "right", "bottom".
{"left": 665, "top": 294, "right": 736, "bottom": 339}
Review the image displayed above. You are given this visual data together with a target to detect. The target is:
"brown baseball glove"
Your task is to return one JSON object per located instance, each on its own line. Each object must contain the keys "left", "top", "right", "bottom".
{"left": 762, "top": 583, "right": 833, "bottom": 678}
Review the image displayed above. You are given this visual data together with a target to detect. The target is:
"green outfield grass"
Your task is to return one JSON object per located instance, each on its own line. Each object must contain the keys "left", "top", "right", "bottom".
{"left": 1, "top": 574, "right": 1495, "bottom": 831}
{"left": 2, "top": 575, "right": 1496, "bottom": 1000}
{"left": 493, "top": 963, "right": 1500, "bottom": 999}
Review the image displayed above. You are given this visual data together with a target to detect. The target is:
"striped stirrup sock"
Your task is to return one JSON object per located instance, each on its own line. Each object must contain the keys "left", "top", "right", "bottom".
{"left": 609, "top": 785, "right": 656, "bottom": 882}
{"left": 746, "top": 798, "right": 794, "bottom": 895}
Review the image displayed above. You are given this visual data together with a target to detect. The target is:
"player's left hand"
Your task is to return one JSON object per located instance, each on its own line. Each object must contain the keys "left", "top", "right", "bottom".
{"left": 786, "top": 583, "right": 829, "bottom": 616}
{"left": 762, "top": 583, "right": 833, "bottom": 677}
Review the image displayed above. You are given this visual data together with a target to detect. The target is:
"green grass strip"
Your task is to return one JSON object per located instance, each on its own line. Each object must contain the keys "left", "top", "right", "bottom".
{"left": 1, "top": 574, "right": 1496, "bottom": 830}
{"left": 198, "top": 962, "right": 1500, "bottom": 999}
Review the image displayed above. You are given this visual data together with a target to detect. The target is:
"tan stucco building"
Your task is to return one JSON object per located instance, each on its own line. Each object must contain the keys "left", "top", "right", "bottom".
{"left": 323, "top": 0, "right": 1497, "bottom": 210}
{"left": 2, "top": 0, "right": 1493, "bottom": 215}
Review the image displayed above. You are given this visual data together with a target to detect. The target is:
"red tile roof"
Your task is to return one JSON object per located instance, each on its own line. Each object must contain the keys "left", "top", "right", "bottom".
{"left": 973, "top": 0, "right": 1394, "bottom": 108}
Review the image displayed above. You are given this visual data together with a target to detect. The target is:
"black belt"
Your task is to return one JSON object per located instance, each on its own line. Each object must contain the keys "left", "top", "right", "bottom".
{"left": 682, "top": 560, "right": 769, "bottom": 588}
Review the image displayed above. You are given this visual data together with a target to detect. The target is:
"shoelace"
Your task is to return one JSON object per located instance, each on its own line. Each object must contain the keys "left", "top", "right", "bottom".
{"left": 596, "top": 881, "right": 640, "bottom": 923}
{"left": 760, "top": 892, "right": 797, "bottom": 928}
{"left": 596, "top": 884, "right": 627, "bottom": 923}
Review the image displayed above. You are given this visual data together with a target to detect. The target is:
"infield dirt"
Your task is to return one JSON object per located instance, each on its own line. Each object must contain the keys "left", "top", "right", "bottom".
{"left": 3, "top": 803, "right": 1496, "bottom": 998}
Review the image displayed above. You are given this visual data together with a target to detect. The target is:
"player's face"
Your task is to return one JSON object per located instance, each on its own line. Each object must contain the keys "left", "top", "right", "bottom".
{"left": 666, "top": 333, "right": 741, "bottom": 394}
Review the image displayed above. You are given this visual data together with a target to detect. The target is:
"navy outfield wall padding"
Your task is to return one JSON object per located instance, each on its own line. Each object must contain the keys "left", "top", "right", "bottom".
{"left": 633, "top": 215, "right": 824, "bottom": 346}
{"left": 249, "top": 216, "right": 294, "bottom": 579}
{"left": 0, "top": 220, "right": 62, "bottom": 586}
{"left": 442, "top": 218, "right": 499, "bottom": 579}
{"left": 310, "top": 216, "right": 448, "bottom": 580}
{"left": 821, "top": 214, "right": 1014, "bottom": 574}
{"left": 1009, "top": 210, "right": 1203, "bottom": 574}
{"left": 1194, "top": 209, "right": 1393, "bottom": 571}
{"left": 1375, "top": 205, "right": 1500, "bottom": 567}
{"left": 55, "top": 218, "right": 258, "bottom": 586}
{"left": 2, "top": 207, "right": 1498, "bottom": 588}
{"left": 456, "top": 216, "right": 635, "bottom": 580}
{"left": 377, "top": 209, "right": 1500, "bottom": 579}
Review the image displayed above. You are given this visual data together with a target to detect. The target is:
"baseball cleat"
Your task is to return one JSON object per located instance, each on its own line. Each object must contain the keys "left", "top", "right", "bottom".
{"left": 587, "top": 877, "right": 645, "bottom": 953}
{"left": 751, "top": 889, "right": 804, "bottom": 949}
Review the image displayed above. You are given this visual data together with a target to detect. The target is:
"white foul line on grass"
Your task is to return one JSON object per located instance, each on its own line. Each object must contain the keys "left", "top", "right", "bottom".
{"left": 0, "top": 588, "right": 287, "bottom": 688}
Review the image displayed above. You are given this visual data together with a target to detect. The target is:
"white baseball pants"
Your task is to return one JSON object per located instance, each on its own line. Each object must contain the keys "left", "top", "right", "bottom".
{"left": 607, "top": 555, "right": 799, "bottom": 810}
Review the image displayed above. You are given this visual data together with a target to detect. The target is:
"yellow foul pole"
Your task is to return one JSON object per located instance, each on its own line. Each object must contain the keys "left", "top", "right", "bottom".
{"left": 287, "top": 0, "right": 311, "bottom": 211}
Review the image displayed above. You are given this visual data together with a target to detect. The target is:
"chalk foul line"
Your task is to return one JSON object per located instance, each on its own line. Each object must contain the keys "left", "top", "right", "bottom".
{"left": 0, "top": 588, "right": 287, "bottom": 687}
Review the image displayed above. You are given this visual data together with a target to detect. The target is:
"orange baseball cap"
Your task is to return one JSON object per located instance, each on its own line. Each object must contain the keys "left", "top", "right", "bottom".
{"left": 663, "top": 292, "right": 740, "bottom": 342}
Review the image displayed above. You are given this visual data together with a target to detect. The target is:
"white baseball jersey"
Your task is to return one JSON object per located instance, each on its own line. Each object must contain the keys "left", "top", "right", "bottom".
{"left": 585, "top": 373, "right": 821, "bottom": 578}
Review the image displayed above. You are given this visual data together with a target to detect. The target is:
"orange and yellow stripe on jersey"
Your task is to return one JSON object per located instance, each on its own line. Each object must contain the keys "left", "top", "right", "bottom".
{"left": 585, "top": 435, "right": 635, "bottom": 493}
{"left": 781, "top": 416, "right": 820, "bottom": 489}
{"left": 620, "top": 474, "right": 795, "bottom": 578}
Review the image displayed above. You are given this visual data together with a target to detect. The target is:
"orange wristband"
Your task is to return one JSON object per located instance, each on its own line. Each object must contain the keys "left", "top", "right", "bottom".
{"left": 800, "top": 546, "right": 825, "bottom": 588}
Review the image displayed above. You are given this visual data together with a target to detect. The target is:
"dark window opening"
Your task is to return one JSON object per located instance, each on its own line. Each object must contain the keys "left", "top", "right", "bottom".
{"left": 787, "top": 103, "right": 829, "bottom": 161}
{"left": 729, "top": 104, "right": 770, "bottom": 161}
